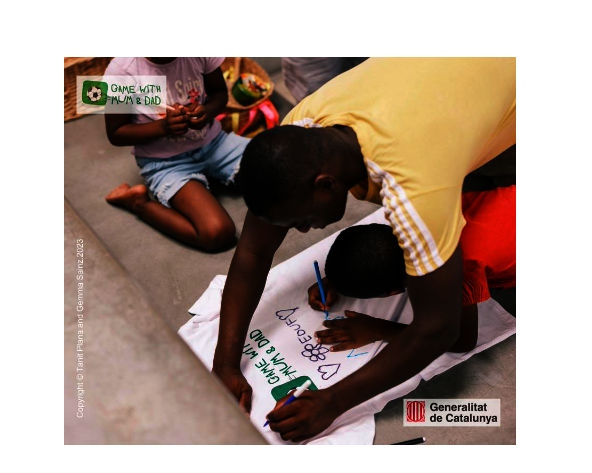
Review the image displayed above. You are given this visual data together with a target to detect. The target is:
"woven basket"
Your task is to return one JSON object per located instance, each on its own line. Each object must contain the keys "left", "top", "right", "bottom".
{"left": 64, "top": 57, "right": 112, "bottom": 121}
{"left": 221, "top": 57, "right": 274, "bottom": 112}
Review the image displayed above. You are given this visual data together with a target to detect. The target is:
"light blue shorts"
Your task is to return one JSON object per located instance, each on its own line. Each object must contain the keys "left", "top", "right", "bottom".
{"left": 135, "top": 131, "right": 249, "bottom": 208}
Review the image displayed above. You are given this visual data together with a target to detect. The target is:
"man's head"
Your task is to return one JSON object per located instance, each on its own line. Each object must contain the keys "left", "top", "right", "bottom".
{"left": 237, "top": 125, "right": 351, "bottom": 233}
{"left": 325, "top": 224, "right": 406, "bottom": 299}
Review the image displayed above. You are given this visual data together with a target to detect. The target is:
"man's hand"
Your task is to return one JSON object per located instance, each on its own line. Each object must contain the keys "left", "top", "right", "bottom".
{"left": 161, "top": 103, "right": 189, "bottom": 135}
{"left": 315, "top": 310, "right": 404, "bottom": 351}
{"left": 186, "top": 103, "right": 209, "bottom": 130}
{"left": 212, "top": 366, "right": 253, "bottom": 415}
{"left": 266, "top": 389, "right": 339, "bottom": 442}
{"left": 307, "top": 277, "right": 339, "bottom": 312}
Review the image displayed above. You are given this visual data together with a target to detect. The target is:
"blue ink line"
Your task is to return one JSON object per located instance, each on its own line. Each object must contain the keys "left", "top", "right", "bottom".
{"left": 347, "top": 349, "right": 369, "bottom": 358}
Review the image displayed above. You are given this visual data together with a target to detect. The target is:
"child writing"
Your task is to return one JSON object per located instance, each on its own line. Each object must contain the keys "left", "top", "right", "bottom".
{"left": 104, "top": 57, "right": 249, "bottom": 251}
{"left": 308, "top": 186, "right": 516, "bottom": 353}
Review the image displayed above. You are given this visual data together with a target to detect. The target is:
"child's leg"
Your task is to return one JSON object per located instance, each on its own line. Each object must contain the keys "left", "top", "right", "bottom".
{"left": 105, "top": 182, "right": 234, "bottom": 251}
{"left": 168, "top": 180, "right": 236, "bottom": 251}
{"left": 202, "top": 131, "right": 250, "bottom": 186}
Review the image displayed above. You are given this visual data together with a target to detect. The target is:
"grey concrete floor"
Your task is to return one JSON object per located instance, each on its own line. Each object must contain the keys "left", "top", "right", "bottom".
{"left": 64, "top": 80, "right": 516, "bottom": 444}
{"left": 64, "top": 202, "right": 266, "bottom": 444}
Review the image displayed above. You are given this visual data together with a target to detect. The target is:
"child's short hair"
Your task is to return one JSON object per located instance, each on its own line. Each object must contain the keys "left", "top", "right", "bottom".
{"left": 325, "top": 224, "right": 406, "bottom": 298}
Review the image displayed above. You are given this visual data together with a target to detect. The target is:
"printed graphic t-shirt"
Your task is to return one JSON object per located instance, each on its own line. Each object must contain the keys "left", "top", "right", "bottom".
{"left": 104, "top": 57, "right": 224, "bottom": 158}
{"left": 282, "top": 57, "right": 516, "bottom": 276}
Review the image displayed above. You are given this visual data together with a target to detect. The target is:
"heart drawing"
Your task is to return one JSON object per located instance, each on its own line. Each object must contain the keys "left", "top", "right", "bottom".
{"left": 317, "top": 363, "right": 340, "bottom": 380}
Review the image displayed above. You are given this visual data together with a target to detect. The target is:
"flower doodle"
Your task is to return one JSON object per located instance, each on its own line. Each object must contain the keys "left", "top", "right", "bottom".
{"left": 301, "top": 343, "right": 329, "bottom": 362}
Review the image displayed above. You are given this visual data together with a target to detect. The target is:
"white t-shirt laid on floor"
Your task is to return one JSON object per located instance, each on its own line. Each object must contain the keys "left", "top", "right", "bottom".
{"left": 179, "top": 209, "right": 516, "bottom": 444}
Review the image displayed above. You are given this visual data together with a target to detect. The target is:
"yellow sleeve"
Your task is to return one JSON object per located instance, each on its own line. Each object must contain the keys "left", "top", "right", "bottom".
{"left": 404, "top": 187, "right": 465, "bottom": 276}
{"left": 366, "top": 160, "right": 465, "bottom": 276}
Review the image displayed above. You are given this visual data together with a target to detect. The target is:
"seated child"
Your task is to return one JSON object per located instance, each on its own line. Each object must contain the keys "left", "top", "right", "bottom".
{"left": 309, "top": 185, "right": 516, "bottom": 353}
{"left": 104, "top": 57, "right": 249, "bottom": 252}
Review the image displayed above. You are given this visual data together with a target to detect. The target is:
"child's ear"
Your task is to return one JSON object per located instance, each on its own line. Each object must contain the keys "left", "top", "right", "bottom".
{"left": 387, "top": 288, "right": 406, "bottom": 296}
{"left": 314, "top": 174, "right": 337, "bottom": 191}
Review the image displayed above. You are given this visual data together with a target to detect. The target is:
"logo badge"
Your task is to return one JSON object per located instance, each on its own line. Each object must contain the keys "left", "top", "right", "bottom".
{"left": 81, "top": 80, "right": 108, "bottom": 106}
{"left": 406, "top": 400, "right": 426, "bottom": 423}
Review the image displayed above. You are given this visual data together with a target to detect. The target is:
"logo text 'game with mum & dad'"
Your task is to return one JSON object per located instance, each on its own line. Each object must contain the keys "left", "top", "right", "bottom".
{"left": 77, "top": 76, "right": 167, "bottom": 115}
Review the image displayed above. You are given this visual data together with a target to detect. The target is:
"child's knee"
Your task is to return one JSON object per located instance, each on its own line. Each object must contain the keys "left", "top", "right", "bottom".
{"left": 198, "top": 219, "right": 236, "bottom": 252}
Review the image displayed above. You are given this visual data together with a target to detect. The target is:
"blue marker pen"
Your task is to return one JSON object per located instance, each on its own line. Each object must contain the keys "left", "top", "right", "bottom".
{"left": 313, "top": 260, "right": 329, "bottom": 317}
{"left": 264, "top": 379, "right": 312, "bottom": 427}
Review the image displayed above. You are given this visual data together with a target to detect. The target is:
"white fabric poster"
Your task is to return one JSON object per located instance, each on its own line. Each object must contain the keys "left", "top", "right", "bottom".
{"left": 179, "top": 209, "right": 516, "bottom": 444}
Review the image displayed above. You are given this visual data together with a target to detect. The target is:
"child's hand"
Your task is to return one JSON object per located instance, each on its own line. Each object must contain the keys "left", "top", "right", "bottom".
{"left": 315, "top": 310, "right": 399, "bottom": 352}
{"left": 186, "top": 103, "right": 209, "bottom": 130}
{"left": 162, "top": 103, "right": 189, "bottom": 136}
{"left": 307, "top": 277, "right": 339, "bottom": 312}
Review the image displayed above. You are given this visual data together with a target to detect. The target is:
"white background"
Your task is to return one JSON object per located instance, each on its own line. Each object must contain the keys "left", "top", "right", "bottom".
{"left": 1, "top": 0, "right": 589, "bottom": 470}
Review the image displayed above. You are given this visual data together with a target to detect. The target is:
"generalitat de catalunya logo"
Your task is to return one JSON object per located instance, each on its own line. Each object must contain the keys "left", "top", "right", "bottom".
{"left": 404, "top": 399, "right": 501, "bottom": 427}
{"left": 81, "top": 80, "right": 108, "bottom": 106}
{"left": 406, "top": 401, "right": 426, "bottom": 423}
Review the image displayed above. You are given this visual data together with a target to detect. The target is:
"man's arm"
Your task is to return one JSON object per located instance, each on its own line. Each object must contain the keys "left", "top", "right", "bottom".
{"left": 449, "top": 303, "right": 478, "bottom": 352}
{"left": 329, "top": 243, "right": 464, "bottom": 407}
{"left": 374, "top": 302, "right": 477, "bottom": 353}
{"left": 316, "top": 302, "right": 477, "bottom": 354}
{"left": 212, "top": 210, "right": 288, "bottom": 411}
{"left": 266, "top": 244, "right": 464, "bottom": 442}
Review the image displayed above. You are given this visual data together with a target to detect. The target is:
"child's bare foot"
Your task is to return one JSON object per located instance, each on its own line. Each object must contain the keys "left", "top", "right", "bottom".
{"left": 105, "top": 183, "right": 149, "bottom": 213}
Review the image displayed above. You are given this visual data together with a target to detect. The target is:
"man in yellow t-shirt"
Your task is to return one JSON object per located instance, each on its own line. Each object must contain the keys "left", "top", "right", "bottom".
{"left": 212, "top": 58, "right": 516, "bottom": 442}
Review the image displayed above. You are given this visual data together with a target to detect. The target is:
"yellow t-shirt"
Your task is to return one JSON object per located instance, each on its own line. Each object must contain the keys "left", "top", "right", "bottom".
{"left": 282, "top": 57, "right": 516, "bottom": 276}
